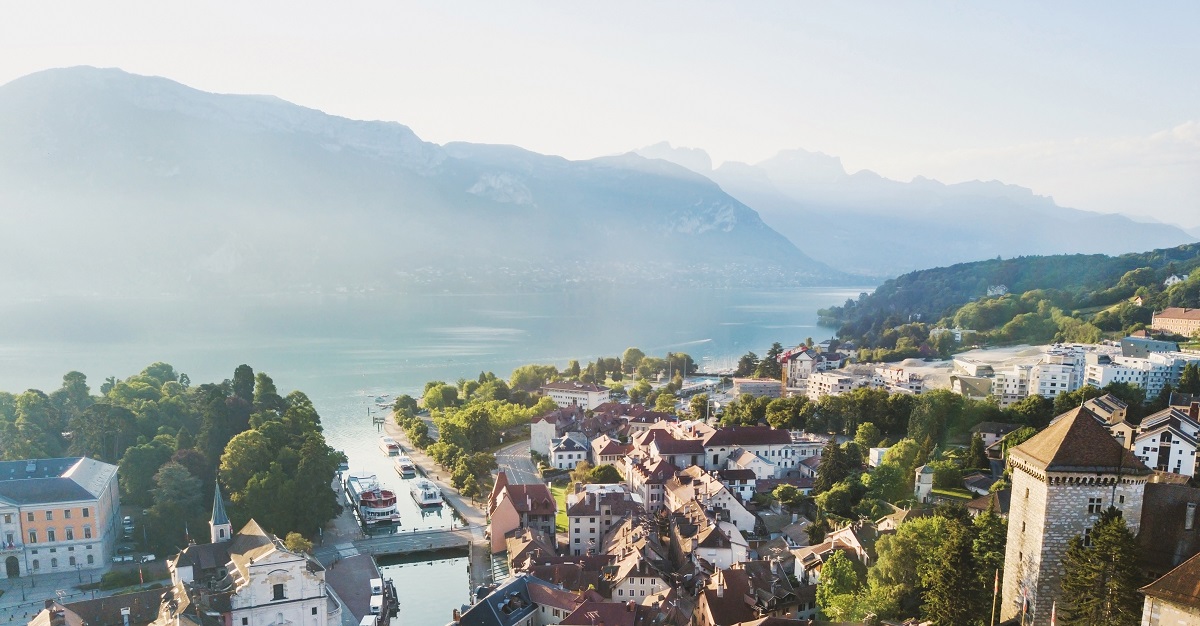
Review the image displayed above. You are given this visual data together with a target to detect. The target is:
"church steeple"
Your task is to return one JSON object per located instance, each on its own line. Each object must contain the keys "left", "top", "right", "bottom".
{"left": 210, "top": 481, "right": 232, "bottom": 544}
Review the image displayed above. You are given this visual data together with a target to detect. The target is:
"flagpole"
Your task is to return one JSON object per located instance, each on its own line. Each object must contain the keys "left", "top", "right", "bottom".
{"left": 990, "top": 568, "right": 999, "bottom": 626}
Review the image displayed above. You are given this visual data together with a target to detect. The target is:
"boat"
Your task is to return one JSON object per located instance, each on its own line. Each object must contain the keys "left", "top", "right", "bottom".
{"left": 409, "top": 477, "right": 443, "bottom": 507}
{"left": 378, "top": 435, "right": 401, "bottom": 456}
{"left": 393, "top": 455, "right": 416, "bottom": 477}
{"left": 344, "top": 473, "right": 401, "bottom": 525}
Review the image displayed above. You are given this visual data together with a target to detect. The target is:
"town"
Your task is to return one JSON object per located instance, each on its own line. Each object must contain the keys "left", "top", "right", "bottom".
{"left": 6, "top": 310, "right": 1200, "bottom": 626}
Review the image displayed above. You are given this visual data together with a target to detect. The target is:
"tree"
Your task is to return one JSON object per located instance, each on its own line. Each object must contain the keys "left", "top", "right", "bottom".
{"left": 735, "top": 352, "right": 760, "bottom": 377}
{"left": 151, "top": 461, "right": 202, "bottom": 513}
{"left": 118, "top": 437, "right": 175, "bottom": 505}
{"left": 689, "top": 393, "right": 711, "bottom": 421}
{"left": 284, "top": 532, "right": 314, "bottom": 554}
{"left": 965, "top": 433, "right": 989, "bottom": 470}
{"left": 1059, "top": 507, "right": 1143, "bottom": 626}
{"left": 254, "top": 372, "right": 286, "bottom": 412}
{"left": 773, "top": 484, "right": 805, "bottom": 509}
{"left": 813, "top": 439, "right": 851, "bottom": 494}
{"left": 862, "top": 463, "right": 909, "bottom": 503}
{"left": 816, "top": 550, "right": 862, "bottom": 621}
{"left": 972, "top": 510, "right": 1007, "bottom": 624}
{"left": 754, "top": 343, "right": 784, "bottom": 379}
{"left": 920, "top": 520, "right": 979, "bottom": 625}
{"left": 654, "top": 392, "right": 678, "bottom": 413}
{"left": 855, "top": 422, "right": 883, "bottom": 453}
{"left": 1180, "top": 362, "right": 1200, "bottom": 395}
{"left": 570, "top": 461, "right": 595, "bottom": 484}
{"left": 423, "top": 383, "right": 460, "bottom": 411}
{"left": 621, "top": 348, "right": 645, "bottom": 374}
{"left": 589, "top": 464, "right": 622, "bottom": 484}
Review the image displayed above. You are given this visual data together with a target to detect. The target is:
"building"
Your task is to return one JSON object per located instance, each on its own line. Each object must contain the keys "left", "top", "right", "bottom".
{"left": 1164, "top": 274, "right": 1190, "bottom": 288}
{"left": 1122, "top": 336, "right": 1179, "bottom": 358}
{"left": 29, "top": 589, "right": 165, "bottom": 626}
{"left": 488, "top": 472, "right": 558, "bottom": 554}
{"left": 993, "top": 365, "right": 1031, "bottom": 409}
{"left": 1152, "top": 308, "right": 1200, "bottom": 338}
{"left": 154, "top": 505, "right": 340, "bottom": 626}
{"left": 663, "top": 467, "right": 756, "bottom": 531}
{"left": 872, "top": 367, "right": 924, "bottom": 394}
{"left": 1000, "top": 407, "right": 1153, "bottom": 625}
{"left": 1140, "top": 550, "right": 1200, "bottom": 625}
{"left": 0, "top": 457, "right": 120, "bottom": 578}
{"left": 452, "top": 573, "right": 585, "bottom": 626}
{"left": 1029, "top": 354, "right": 1079, "bottom": 400}
{"left": 590, "top": 435, "right": 630, "bottom": 469}
{"left": 702, "top": 426, "right": 798, "bottom": 476}
{"left": 1130, "top": 405, "right": 1200, "bottom": 476}
{"left": 804, "top": 373, "right": 856, "bottom": 402}
{"left": 625, "top": 458, "right": 677, "bottom": 513}
{"left": 530, "top": 406, "right": 585, "bottom": 456}
{"left": 913, "top": 465, "right": 934, "bottom": 503}
{"left": 969, "top": 422, "right": 1023, "bottom": 448}
{"left": 951, "top": 375, "right": 993, "bottom": 401}
{"left": 731, "top": 378, "right": 783, "bottom": 399}
{"left": 550, "top": 433, "right": 590, "bottom": 471}
{"left": 540, "top": 382, "right": 611, "bottom": 411}
{"left": 566, "top": 488, "right": 643, "bottom": 556}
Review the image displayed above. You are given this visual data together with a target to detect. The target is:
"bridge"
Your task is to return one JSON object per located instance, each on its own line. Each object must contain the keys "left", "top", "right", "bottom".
{"left": 312, "top": 524, "right": 480, "bottom": 565}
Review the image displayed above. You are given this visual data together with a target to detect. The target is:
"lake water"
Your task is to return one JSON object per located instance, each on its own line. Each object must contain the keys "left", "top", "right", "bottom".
{"left": 0, "top": 285, "right": 865, "bottom": 618}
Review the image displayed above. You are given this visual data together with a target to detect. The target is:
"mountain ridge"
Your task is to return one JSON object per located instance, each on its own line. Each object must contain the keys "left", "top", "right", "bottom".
{"left": 0, "top": 67, "right": 849, "bottom": 298}
{"left": 634, "top": 142, "right": 1195, "bottom": 276}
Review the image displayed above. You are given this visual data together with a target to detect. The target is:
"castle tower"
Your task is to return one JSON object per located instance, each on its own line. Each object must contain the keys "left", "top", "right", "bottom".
{"left": 210, "top": 481, "right": 232, "bottom": 544}
{"left": 1000, "top": 407, "right": 1152, "bottom": 625}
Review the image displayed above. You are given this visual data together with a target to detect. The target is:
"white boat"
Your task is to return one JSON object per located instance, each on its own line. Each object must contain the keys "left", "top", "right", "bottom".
{"left": 393, "top": 455, "right": 416, "bottom": 477}
{"left": 378, "top": 436, "right": 401, "bottom": 456}
{"left": 344, "top": 473, "right": 400, "bottom": 525}
{"left": 410, "top": 477, "right": 443, "bottom": 507}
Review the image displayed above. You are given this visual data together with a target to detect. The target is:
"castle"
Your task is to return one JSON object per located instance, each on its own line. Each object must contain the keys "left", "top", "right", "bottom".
{"left": 1001, "top": 406, "right": 1200, "bottom": 624}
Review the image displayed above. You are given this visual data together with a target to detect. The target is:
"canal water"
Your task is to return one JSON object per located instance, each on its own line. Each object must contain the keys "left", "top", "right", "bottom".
{"left": 0, "top": 286, "right": 863, "bottom": 618}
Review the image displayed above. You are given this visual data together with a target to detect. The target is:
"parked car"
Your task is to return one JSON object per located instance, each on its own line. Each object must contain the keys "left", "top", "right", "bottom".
{"left": 123, "top": 515, "right": 133, "bottom": 528}
{"left": 140, "top": 554, "right": 156, "bottom": 563}
{"left": 117, "top": 545, "right": 134, "bottom": 554}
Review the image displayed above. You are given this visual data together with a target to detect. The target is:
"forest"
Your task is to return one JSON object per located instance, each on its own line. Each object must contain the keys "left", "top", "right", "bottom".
{"left": 0, "top": 363, "right": 344, "bottom": 555}
{"left": 821, "top": 243, "right": 1200, "bottom": 354}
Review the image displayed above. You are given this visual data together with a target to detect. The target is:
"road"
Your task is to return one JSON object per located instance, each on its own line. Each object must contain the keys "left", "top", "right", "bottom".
{"left": 495, "top": 439, "right": 541, "bottom": 485}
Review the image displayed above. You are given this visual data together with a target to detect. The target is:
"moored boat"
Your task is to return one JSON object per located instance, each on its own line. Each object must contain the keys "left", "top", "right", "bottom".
{"left": 410, "top": 477, "right": 443, "bottom": 507}
{"left": 378, "top": 435, "right": 401, "bottom": 456}
{"left": 393, "top": 455, "right": 416, "bottom": 477}
{"left": 344, "top": 473, "right": 401, "bottom": 525}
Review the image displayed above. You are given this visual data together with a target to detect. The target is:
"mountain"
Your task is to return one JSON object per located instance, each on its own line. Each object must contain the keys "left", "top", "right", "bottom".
{"left": 0, "top": 68, "right": 847, "bottom": 298}
{"left": 635, "top": 142, "right": 1197, "bottom": 278}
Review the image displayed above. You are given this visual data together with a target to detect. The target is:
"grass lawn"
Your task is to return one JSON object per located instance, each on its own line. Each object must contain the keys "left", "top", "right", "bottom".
{"left": 932, "top": 487, "right": 975, "bottom": 500}
{"left": 551, "top": 484, "right": 569, "bottom": 533}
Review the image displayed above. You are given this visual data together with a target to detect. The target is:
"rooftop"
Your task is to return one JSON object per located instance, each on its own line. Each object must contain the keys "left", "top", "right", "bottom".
{"left": 1009, "top": 407, "right": 1151, "bottom": 475}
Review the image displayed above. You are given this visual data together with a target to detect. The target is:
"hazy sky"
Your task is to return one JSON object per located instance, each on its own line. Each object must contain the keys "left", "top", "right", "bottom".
{"left": 3, "top": 2, "right": 1198, "bottom": 226}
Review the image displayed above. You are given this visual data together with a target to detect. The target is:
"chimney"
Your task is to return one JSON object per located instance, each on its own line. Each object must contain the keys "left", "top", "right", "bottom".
{"left": 716, "top": 579, "right": 724, "bottom": 598}
{"left": 1190, "top": 402, "right": 1199, "bottom": 421}
{"left": 627, "top": 600, "right": 636, "bottom": 612}
{"left": 1187, "top": 502, "right": 1197, "bottom": 531}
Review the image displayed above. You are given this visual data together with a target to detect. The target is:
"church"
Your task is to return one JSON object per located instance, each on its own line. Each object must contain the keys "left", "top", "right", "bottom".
{"left": 150, "top": 485, "right": 341, "bottom": 626}
{"left": 1001, "top": 406, "right": 1200, "bottom": 625}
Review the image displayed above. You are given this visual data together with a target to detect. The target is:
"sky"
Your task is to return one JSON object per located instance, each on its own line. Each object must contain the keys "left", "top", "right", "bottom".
{"left": 3, "top": 2, "right": 1198, "bottom": 227}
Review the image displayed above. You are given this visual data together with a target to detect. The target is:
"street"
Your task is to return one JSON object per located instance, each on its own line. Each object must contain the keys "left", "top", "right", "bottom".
{"left": 495, "top": 440, "right": 541, "bottom": 485}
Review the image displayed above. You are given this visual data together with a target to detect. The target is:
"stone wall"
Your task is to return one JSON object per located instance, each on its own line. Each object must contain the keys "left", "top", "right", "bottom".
{"left": 1142, "top": 597, "right": 1200, "bottom": 625}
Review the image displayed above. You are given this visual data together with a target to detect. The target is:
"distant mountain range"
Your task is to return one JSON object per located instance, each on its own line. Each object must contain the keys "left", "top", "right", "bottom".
{"left": 0, "top": 67, "right": 845, "bottom": 298}
{"left": 635, "top": 142, "right": 1197, "bottom": 277}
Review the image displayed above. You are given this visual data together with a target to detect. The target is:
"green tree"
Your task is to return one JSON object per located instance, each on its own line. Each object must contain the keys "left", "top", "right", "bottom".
{"left": 920, "top": 519, "right": 978, "bottom": 625}
{"left": 1059, "top": 507, "right": 1143, "bottom": 626}
{"left": 855, "top": 422, "right": 883, "bottom": 454}
{"left": 151, "top": 461, "right": 202, "bottom": 513}
{"left": 816, "top": 550, "right": 863, "bottom": 621}
{"left": 621, "top": 347, "right": 645, "bottom": 374}
{"left": 689, "top": 393, "right": 711, "bottom": 421}
{"left": 972, "top": 510, "right": 1007, "bottom": 625}
{"left": 754, "top": 343, "right": 785, "bottom": 379}
{"left": 284, "top": 532, "right": 314, "bottom": 554}
{"left": 118, "top": 437, "right": 175, "bottom": 505}
{"left": 773, "top": 484, "right": 806, "bottom": 509}
{"left": 965, "top": 433, "right": 989, "bottom": 470}
{"left": 813, "top": 439, "right": 851, "bottom": 494}
{"left": 1180, "top": 362, "right": 1200, "bottom": 395}
{"left": 253, "top": 372, "right": 287, "bottom": 412}
{"left": 570, "top": 460, "right": 595, "bottom": 484}
{"left": 589, "top": 464, "right": 622, "bottom": 484}
{"left": 734, "top": 352, "right": 760, "bottom": 377}
{"left": 423, "top": 383, "right": 460, "bottom": 411}
{"left": 654, "top": 392, "right": 678, "bottom": 413}
{"left": 862, "top": 463, "right": 909, "bottom": 503}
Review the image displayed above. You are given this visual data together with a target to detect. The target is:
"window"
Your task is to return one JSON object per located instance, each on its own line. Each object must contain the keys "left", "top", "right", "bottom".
{"left": 1087, "top": 498, "right": 1103, "bottom": 514}
{"left": 32, "top": 560, "right": 38, "bottom": 570}
{"left": 45, "top": 511, "right": 53, "bottom": 521}
{"left": 1083, "top": 528, "right": 1094, "bottom": 547}
{"left": 83, "top": 526, "right": 91, "bottom": 539}
{"left": 28, "top": 530, "right": 36, "bottom": 544}
{"left": 618, "top": 589, "right": 624, "bottom": 596}
{"left": 272, "top": 584, "right": 285, "bottom": 601}
{"left": 65, "top": 528, "right": 74, "bottom": 541}
{"left": 87, "top": 555, "right": 93, "bottom": 565}
{"left": 574, "top": 538, "right": 580, "bottom": 544}
{"left": 2, "top": 514, "right": 9, "bottom": 524}
{"left": 27, "top": 513, "right": 34, "bottom": 522}
{"left": 64, "top": 510, "right": 71, "bottom": 519}
{"left": 51, "top": 558, "right": 58, "bottom": 568}
{"left": 47, "top": 529, "right": 56, "bottom": 542}
{"left": 311, "top": 608, "right": 318, "bottom": 616}
{"left": 82, "top": 508, "right": 89, "bottom": 518}
{"left": 69, "top": 556, "right": 75, "bottom": 566}
{"left": 242, "top": 619, "right": 248, "bottom": 625}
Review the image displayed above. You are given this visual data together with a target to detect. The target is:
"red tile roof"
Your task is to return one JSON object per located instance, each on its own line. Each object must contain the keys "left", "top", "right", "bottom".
{"left": 1010, "top": 407, "right": 1151, "bottom": 474}
{"left": 1141, "top": 549, "right": 1200, "bottom": 608}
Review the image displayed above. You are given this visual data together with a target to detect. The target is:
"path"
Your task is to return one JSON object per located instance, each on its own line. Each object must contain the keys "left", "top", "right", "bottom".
{"left": 495, "top": 440, "right": 540, "bottom": 485}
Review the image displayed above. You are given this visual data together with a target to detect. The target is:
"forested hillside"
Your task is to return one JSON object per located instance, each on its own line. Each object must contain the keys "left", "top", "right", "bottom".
{"left": 821, "top": 243, "right": 1200, "bottom": 355}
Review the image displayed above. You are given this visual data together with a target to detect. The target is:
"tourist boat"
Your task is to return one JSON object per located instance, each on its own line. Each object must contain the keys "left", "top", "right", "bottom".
{"left": 409, "top": 477, "right": 443, "bottom": 507}
{"left": 393, "top": 455, "right": 416, "bottom": 478}
{"left": 344, "top": 473, "right": 401, "bottom": 525}
{"left": 378, "top": 435, "right": 401, "bottom": 456}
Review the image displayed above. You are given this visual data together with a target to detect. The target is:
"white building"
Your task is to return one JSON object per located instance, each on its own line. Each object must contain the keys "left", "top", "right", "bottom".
{"left": 731, "top": 378, "right": 784, "bottom": 399}
{"left": 993, "top": 365, "right": 1031, "bottom": 408}
{"left": 566, "top": 487, "right": 643, "bottom": 556}
{"left": 550, "top": 433, "right": 590, "bottom": 470}
{"left": 540, "top": 381, "right": 611, "bottom": 410}
{"left": 664, "top": 467, "right": 757, "bottom": 532}
{"left": 806, "top": 372, "right": 857, "bottom": 402}
{"left": 914, "top": 465, "right": 934, "bottom": 503}
{"left": 1164, "top": 274, "right": 1190, "bottom": 287}
{"left": 872, "top": 367, "right": 924, "bottom": 394}
{"left": 1131, "top": 406, "right": 1200, "bottom": 476}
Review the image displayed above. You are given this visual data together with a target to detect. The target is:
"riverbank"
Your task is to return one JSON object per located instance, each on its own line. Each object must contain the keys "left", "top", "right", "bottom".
{"left": 382, "top": 413, "right": 495, "bottom": 589}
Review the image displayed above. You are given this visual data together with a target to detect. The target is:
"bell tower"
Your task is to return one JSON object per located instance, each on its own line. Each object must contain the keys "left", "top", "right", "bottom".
{"left": 210, "top": 481, "right": 233, "bottom": 544}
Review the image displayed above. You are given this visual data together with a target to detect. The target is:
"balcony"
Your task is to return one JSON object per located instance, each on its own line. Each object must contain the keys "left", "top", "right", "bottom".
{"left": 0, "top": 540, "right": 22, "bottom": 555}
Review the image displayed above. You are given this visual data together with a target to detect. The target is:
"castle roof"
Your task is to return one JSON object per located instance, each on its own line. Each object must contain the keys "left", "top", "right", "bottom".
{"left": 211, "top": 482, "right": 230, "bottom": 527}
{"left": 1009, "top": 407, "right": 1151, "bottom": 474}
